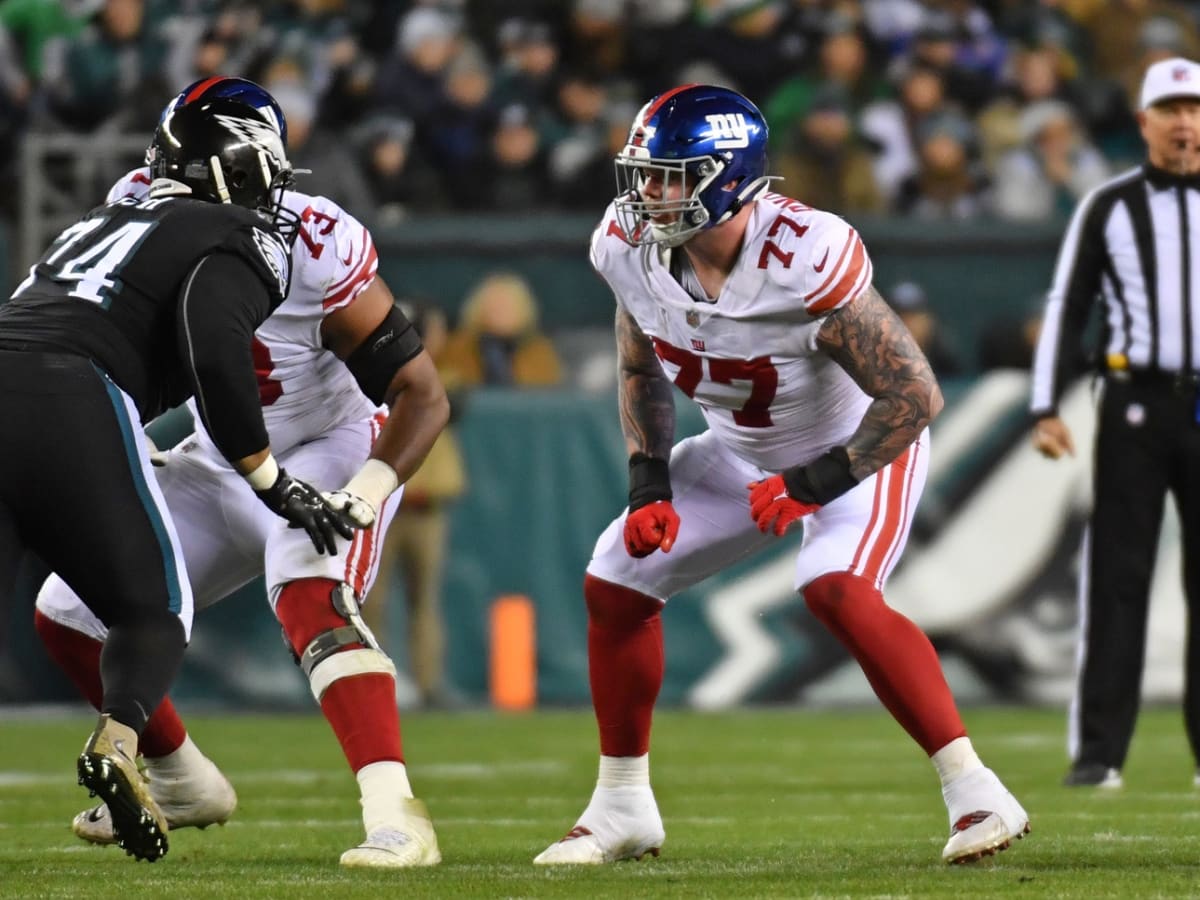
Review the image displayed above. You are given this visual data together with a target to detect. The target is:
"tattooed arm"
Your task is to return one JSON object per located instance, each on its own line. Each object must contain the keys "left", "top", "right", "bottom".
{"left": 815, "top": 284, "right": 944, "bottom": 480}
{"left": 616, "top": 306, "right": 676, "bottom": 459}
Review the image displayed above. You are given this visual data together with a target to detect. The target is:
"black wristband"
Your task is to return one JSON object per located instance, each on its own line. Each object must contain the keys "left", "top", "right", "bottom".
{"left": 781, "top": 446, "right": 858, "bottom": 506}
{"left": 628, "top": 452, "right": 672, "bottom": 512}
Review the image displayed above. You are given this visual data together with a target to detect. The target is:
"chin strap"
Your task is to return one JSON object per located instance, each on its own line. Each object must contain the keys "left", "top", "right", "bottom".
{"left": 714, "top": 175, "right": 781, "bottom": 226}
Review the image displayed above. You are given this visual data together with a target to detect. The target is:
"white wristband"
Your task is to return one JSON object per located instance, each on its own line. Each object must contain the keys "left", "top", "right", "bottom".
{"left": 244, "top": 454, "right": 280, "bottom": 492}
{"left": 343, "top": 459, "right": 399, "bottom": 510}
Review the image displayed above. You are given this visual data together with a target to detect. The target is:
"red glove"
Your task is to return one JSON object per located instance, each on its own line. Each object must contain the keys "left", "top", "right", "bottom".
{"left": 748, "top": 474, "right": 820, "bottom": 536}
{"left": 624, "top": 500, "right": 680, "bottom": 558}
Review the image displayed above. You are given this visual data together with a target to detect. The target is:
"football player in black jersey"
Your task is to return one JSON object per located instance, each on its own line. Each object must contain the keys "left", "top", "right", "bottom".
{"left": 0, "top": 96, "right": 369, "bottom": 862}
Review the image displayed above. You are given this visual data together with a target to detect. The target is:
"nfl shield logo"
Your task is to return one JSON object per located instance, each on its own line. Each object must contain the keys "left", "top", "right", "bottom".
{"left": 686, "top": 309, "right": 700, "bottom": 327}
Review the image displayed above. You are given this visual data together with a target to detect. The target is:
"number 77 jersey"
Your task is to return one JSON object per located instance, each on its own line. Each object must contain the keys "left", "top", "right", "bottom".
{"left": 590, "top": 192, "right": 874, "bottom": 473}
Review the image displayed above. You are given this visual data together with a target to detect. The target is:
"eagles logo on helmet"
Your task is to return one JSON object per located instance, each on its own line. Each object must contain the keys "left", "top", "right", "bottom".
{"left": 613, "top": 84, "right": 774, "bottom": 247}
{"left": 148, "top": 93, "right": 300, "bottom": 243}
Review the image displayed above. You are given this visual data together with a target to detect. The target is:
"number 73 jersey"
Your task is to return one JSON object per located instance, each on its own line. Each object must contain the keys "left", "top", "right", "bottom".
{"left": 591, "top": 192, "right": 874, "bottom": 472}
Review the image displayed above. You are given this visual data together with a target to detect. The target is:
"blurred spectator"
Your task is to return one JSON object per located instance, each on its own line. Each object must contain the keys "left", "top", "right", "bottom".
{"left": 546, "top": 68, "right": 609, "bottom": 205}
{"left": 895, "top": 109, "right": 990, "bottom": 219}
{"left": 885, "top": 280, "right": 963, "bottom": 378}
{"left": 424, "top": 44, "right": 495, "bottom": 208}
{"left": 1083, "top": 1, "right": 1200, "bottom": 105}
{"left": 492, "top": 16, "right": 560, "bottom": 112}
{"left": 372, "top": 5, "right": 461, "bottom": 128}
{"left": 567, "top": 0, "right": 627, "bottom": 81}
{"left": 765, "top": 18, "right": 886, "bottom": 152}
{"left": 40, "top": 0, "right": 170, "bottom": 132}
{"left": 859, "top": 60, "right": 949, "bottom": 205}
{"left": 354, "top": 113, "right": 446, "bottom": 227}
{"left": 774, "top": 85, "right": 883, "bottom": 214}
{"left": 475, "top": 103, "right": 548, "bottom": 212}
{"left": 978, "top": 296, "right": 1046, "bottom": 372}
{"left": 363, "top": 301, "right": 467, "bottom": 709}
{"left": 977, "top": 44, "right": 1086, "bottom": 168}
{"left": 692, "top": 1, "right": 797, "bottom": 105}
{"left": 160, "top": 5, "right": 272, "bottom": 91}
{"left": 442, "top": 271, "right": 563, "bottom": 387}
{"left": 904, "top": 8, "right": 997, "bottom": 114}
{"left": 623, "top": 0, "right": 694, "bottom": 98}
{"left": 553, "top": 97, "right": 637, "bottom": 210}
{"left": 0, "top": 0, "right": 87, "bottom": 81}
{"left": 270, "top": 76, "right": 372, "bottom": 212}
{"left": 992, "top": 100, "right": 1110, "bottom": 221}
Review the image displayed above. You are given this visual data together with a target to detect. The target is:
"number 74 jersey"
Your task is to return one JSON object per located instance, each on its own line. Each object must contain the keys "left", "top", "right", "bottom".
{"left": 591, "top": 192, "right": 874, "bottom": 472}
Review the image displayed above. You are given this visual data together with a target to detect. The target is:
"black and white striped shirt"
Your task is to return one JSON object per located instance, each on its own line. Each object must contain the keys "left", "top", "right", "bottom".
{"left": 1031, "top": 164, "right": 1200, "bottom": 415}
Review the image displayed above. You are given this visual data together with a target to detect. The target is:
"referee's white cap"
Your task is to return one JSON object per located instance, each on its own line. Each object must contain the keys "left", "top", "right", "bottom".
{"left": 1140, "top": 57, "right": 1200, "bottom": 110}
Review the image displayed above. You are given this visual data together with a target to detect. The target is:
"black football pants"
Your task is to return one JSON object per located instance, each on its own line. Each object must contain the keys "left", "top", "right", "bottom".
{"left": 1073, "top": 375, "right": 1200, "bottom": 769}
{"left": 0, "top": 350, "right": 187, "bottom": 733}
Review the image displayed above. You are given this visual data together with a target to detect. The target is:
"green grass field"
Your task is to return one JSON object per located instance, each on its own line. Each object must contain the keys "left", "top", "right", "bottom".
{"left": 1, "top": 706, "right": 1199, "bottom": 898}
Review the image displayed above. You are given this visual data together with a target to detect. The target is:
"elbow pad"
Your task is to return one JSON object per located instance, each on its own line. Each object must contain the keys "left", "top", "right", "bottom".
{"left": 344, "top": 304, "right": 424, "bottom": 405}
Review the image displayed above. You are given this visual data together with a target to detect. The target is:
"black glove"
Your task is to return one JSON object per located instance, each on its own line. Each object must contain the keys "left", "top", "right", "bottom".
{"left": 253, "top": 467, "right": 357, "bottom": 556}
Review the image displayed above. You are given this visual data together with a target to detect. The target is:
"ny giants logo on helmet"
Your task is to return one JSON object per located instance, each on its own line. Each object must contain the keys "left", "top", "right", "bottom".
{"left": 705, "top": 113, "right": 751, "bottom": 149}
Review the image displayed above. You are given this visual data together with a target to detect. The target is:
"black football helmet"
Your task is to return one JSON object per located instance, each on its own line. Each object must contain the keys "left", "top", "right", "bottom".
{"left": 148, "top": 96, "right": 299, "bottom": 241}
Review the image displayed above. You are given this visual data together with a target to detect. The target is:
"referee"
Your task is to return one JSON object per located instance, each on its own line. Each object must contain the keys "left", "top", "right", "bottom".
{"left": 1031, "top": 57, "right": 1200, "bottom": 789}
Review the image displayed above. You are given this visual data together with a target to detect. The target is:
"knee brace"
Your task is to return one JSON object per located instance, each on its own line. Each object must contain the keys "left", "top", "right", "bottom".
{"left": 283, "top": 581, "right": 397, "bottom": 703}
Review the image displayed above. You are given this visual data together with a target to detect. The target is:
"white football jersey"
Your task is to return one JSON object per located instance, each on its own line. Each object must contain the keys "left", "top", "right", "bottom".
{"left": 108, "top": 168, "right": 382, "bottom": 457}
{"left": 590, "top": 192, "right": 874, "bottom": 472}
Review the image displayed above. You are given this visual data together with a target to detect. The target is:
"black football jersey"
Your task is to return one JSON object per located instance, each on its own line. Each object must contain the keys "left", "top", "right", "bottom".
{"left": 0, "top": 196, "right": 291, "bottom": 419}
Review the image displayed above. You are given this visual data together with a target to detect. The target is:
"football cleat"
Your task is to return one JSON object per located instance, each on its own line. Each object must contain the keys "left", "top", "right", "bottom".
{"left": 76, "top": 714, "right": 169, "bottom": 862}
{"left": 533, "top": 785, "right": 665, "bottom": 865}
{"left": 941, "top": 767, "right": 1030, "bottom": 864}
{"left": 339, "top": 798, "right": 441, "bottom": 868}
{"left": 72, "top": 744, "right": 237, "bottom": 845}
{"left": 1062, "top": 762, "right": 1123, "bottom": 789}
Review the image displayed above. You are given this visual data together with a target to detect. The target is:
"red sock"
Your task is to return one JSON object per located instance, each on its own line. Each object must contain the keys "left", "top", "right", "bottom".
{"left": 803, "top": 572, "right": 965, "bottom": 755}
{"left": 34, "top": 610, "right": 187, "bottom": 756}
{"left": 585, "top": 574, "right": 664, "bottom": 757}
{"left": 276, "top": 578, "right": 403, "bottom": 770}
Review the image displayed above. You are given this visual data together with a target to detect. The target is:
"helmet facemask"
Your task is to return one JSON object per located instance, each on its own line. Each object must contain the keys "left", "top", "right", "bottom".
{"left": 614, "top": 153, "right": 725, "bottom": 247}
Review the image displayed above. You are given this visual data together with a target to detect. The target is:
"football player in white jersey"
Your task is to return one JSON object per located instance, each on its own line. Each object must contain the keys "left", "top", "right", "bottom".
{"left": 33, "top": 78, "right": 448, "bottom": 868}
{"left": 533, "top": 84, "right": 1030, "bottom": 867}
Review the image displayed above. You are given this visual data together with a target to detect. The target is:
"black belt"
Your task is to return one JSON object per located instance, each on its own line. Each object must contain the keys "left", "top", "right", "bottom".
{"left": 1106, "top": 367, "right": 1200, "bottom": 394}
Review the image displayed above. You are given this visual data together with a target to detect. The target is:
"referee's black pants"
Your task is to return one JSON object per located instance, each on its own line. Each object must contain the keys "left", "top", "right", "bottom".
{"left": 1075, "top": 374, "right": 1200, "bottom": 769}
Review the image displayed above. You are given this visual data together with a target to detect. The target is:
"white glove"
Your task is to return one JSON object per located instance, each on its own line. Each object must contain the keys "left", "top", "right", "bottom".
{"left": 322, "top": 489, "right": 377, "bottom": 528}
{"left": 322, "top": 459, "right": 399, "bottom": 529}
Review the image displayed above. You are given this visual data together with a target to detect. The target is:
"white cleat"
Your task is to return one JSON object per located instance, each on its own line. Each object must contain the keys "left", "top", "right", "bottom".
{"left": 534, "top": 786, "right": 665, "bottom": 865}
{"left": 941, "top": 767, "right": 1031, "bottom": 864}
{"left": 340, "top": 799, "right": 441, "bottom": 868}
{"left": 72, "top": 745, "right": 236, "bottom": 846}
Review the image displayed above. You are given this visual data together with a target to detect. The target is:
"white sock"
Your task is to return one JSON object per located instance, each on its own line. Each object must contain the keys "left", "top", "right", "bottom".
{"left": 597, "top": 754, "right": 650, "bottom": 788}
{"left": 357, "top": 760, "right": 414, "bottom": 833}
{"left": 931, "top": 736, "right": 984, "bottom": 787}
{"left": 145, "top": 734, "right": 204, "bottom": 778}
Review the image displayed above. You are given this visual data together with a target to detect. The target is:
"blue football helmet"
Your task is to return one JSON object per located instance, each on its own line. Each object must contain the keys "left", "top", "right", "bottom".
{"left": 160, "top": 76, "right": 288, "bottom": 148}
{"left": 614, "top": 84, "right": 772, "bottom": 247}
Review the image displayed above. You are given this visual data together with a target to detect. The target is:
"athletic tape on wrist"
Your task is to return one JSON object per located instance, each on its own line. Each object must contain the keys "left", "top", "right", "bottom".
{"left": 244, "top": 454, "right": 280, "bottom": 492}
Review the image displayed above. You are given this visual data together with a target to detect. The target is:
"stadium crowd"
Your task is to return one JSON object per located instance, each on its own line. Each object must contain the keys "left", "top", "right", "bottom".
{"left": 0, "top": 0, "right": 1196, "bottom": 230}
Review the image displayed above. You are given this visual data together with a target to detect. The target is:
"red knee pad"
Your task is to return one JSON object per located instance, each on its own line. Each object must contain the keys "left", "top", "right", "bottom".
{"left": 584, "top": 574, "right": 663, "bottom": 629}
{"left": 275, "top": 578, "right": 364, "bottom": 658}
